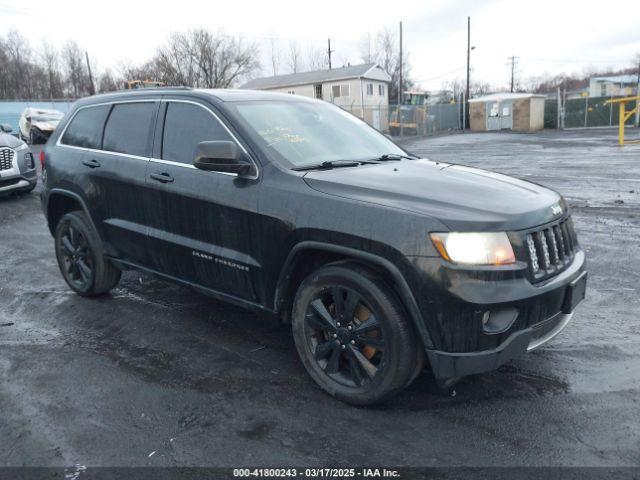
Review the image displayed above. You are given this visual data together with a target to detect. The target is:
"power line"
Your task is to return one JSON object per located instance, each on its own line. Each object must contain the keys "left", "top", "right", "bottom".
{"left": 413, "top": 66, "right": 466, "bottom": 83}
{"left": 522, "top": 56, "right": 624, "bottom": 65}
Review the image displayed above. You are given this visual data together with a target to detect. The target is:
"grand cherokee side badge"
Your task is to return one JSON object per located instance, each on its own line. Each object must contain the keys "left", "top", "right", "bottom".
{"left": 192, "top": 250, "right": 250, "bottom": 272}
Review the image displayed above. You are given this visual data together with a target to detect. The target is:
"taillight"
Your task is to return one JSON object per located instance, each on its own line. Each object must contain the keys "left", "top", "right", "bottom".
{"left": 39, "top": 150, "right": 45, "bottom": 169}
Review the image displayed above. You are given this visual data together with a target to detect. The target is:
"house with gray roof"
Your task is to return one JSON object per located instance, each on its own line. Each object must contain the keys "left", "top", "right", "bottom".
{"left": 589, "top": 74, "right": 639, "bottom": 98}
{"left": 241, "top": 63, "right": 392, "bottom": 130}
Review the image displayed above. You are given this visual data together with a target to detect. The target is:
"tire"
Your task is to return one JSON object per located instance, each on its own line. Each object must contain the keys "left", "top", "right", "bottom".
{"left": 29, "top": 128, "right": 39, "bottom": 145}
{"left": 54, "top": 210, "right": 121, "bottom": 297}
{"left": 292, "top": 261, "right": 419, "bottom": 405}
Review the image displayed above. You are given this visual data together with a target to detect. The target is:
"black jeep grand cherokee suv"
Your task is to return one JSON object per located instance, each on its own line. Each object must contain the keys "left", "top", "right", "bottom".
{"left": 41, "top": 89, "right": 587, "bottom": 405}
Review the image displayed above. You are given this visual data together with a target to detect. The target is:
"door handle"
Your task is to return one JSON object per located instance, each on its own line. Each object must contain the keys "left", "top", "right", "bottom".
{"left": 82, "top": 159, "right": 101, "bottom": 168}
{"left": 150, "top": 172, "right": 174, "bottom": 183}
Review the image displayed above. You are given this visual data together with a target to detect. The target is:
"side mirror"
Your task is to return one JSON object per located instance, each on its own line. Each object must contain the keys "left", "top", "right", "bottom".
{"left": 0, "top": 124, "right": 12, "bottom": 133}
{"left": 26, "top": 116, "right": 32, "bottom": 122}
{"left": 193, "top": 141, "right": 254, "bottom": 177}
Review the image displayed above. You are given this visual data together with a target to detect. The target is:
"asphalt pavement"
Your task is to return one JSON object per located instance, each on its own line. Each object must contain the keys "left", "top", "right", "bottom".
{"left": 1, "top": 130, "right": 639, "bottom": 469}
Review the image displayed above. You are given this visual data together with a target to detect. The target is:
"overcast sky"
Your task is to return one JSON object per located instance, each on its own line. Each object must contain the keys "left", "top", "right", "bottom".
{"left": 1, "top": 0, "right": 639, "bottom": 90}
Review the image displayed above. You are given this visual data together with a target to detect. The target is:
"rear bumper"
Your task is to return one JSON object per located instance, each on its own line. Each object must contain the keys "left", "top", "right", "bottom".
{"left": 428, "top": 311, "right": 573, "bottom": 379}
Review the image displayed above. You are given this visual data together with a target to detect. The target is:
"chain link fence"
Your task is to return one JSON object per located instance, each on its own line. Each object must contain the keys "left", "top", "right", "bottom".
{"left": 544, "top": 95, "right": 638, "bottom": 129}
{"left": 342, "top": 103, "right": 463, "bottom": 138}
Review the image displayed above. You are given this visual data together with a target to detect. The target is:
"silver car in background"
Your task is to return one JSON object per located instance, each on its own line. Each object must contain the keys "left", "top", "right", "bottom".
{"left": 0, "top": 124, "right": 37, "bottom": 195}
{"left": 18, "top": 108, "right": 64, "bottom": 144}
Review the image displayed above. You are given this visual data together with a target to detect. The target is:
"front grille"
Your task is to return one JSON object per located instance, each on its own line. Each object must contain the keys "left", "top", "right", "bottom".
{"left": 525, "top": 218, "right": 577, "bottom": 283}
{"left": 0, "top": 147, "right": 15, "bottom": 171}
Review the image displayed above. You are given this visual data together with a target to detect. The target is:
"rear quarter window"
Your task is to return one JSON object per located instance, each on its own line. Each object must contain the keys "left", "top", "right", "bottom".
{"left": 60, "top": 105, "right": 109, "bottom": 149}
{"left": 103, "top": 102, "right": 157, "bottom": 157}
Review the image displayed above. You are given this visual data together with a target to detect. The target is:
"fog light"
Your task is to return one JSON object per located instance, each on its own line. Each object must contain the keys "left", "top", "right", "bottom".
{"left": 481, "top": 308, "right": 518, "bottom": 334}
{"left": 24, "top": 152, "right": 34, "bottom": 169}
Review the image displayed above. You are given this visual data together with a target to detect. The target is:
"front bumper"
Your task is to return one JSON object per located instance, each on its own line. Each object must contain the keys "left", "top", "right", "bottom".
{"left": 0, "top": 148, "right": 37, "bottom": 193}
{"left": 428, "top": 311, "right": 574, "bottom": 379}
{"left": 407, "top": 244, "right": 586, "bottom": 380}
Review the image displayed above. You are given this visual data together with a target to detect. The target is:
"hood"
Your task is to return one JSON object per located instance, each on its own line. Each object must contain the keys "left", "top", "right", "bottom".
{"left": 0, "top": 132, "right": 27, "bottom": 149}
{"left": 303, "top": 159, "right": 564, "bottom": 231}
{"left": 32, "top": 120, "right": 59, "bottom": 131}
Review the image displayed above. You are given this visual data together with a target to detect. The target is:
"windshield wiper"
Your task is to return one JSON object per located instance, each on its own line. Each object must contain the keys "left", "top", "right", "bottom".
{"left": 372, "top": 153, "right": 418, "bottom": 161}
{"left": 292, "top": 160, "right": 376, "bottom": 171}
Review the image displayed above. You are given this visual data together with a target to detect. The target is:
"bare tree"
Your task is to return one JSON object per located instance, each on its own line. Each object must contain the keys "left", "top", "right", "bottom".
{"left": 442, "top": 78, "right": 466, "bottom": 101}
{"left": 149, "top": 29, "right": 260, "bottom": 88}
{"left": 269, "top": 38, "right": 281, "bottom": 76}
{"left": 288, "top": 41, "right": 302, "bottom": 73}
{"left": 97, "top": 69, "right": 119, "bottom": 93}
{"left": 358, "top": 29, "right": 412, "bottom": 101}
{"left": 39, "top": 40, "right": 63, "bottom": 98}
{"left": 4, "top": 30, "right": 33, "bottom": 98}
{"left": 471, "top": 81, "right": 492, "bottom": 96}
{"left": 62, "top": 41, "right": 88, "bottom": 97}
{"left": 358, "top": 33, "right": 375, "bottom": 63}
{"left": 305, "top": 46, "right": 326, "bottom": 71}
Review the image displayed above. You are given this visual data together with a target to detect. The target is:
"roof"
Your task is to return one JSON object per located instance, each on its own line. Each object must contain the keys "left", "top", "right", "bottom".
{"left": 468, "top": 92, "right": 546, "bottom": 103}
{"left": 590, "top": 74, "right": 638, "bottom": 84}
{"left": 75, "top": 88, "right": 320, "bottom": 107}
{"left": 196, "top": 89, "right": 319, "bottom": 102}
{"left": 241, "top": 63, "right": 390, "bottom": 90}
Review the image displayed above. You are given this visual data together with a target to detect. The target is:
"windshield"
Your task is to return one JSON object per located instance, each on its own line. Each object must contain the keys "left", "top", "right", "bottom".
{"left": 231, "top": 100, "right": 406, "bottom": 168}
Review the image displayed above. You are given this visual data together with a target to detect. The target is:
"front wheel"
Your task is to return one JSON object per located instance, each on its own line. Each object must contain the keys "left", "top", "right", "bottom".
{"left": 292, "top": 262, "right": 419, "bottom": 405}
{"left": 54, "top": 211, "right": 121, "bottom": 297}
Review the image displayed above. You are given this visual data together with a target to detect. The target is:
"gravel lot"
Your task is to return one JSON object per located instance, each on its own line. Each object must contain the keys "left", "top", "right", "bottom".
{"left": 1, "top": 129, "right": 639, "bottom": 469}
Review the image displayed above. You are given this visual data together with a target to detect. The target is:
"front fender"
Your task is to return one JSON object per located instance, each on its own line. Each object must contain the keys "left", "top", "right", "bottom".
{"left": 274, "top": 240, "right": 435, "bottom": 351}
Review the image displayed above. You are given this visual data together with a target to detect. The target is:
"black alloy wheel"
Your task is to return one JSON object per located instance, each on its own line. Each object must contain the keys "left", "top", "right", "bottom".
{"left": 292, "top": 262, "right": 419, "bottom": 405}
{"left": 305, "top": 286, "right": 385, "bottom": 387}
{"left": 58, "top": 222, "right": 93, "bottom": 290}
{"left": 54, "top": 211, "right": 121, "bottom": 296}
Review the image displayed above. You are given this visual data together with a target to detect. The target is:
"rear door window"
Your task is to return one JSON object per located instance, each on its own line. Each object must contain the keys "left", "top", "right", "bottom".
{"left": 61, "top": 105, "right": 109, "bottom": 149}
{"left": 103, "top": 102, "right": 157, "bottom": 157}
{"left": 161, "top": 102, "right": 232, "bottom": 164}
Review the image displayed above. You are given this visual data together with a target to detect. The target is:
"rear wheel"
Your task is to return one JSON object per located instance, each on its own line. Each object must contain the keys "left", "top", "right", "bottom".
{"left": 54, "top": 211, "right": 121, "bottom": 297}
{"left": 292, "top": 262, "right": 419, "bottom": 405}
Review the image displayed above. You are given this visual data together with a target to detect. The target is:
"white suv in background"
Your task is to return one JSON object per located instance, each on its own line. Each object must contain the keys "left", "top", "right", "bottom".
{"left": 0, "top": 124, "right": 37, "bottom": 195}
{"left": 19, "top": 108, "right": 64, "bottom": 145}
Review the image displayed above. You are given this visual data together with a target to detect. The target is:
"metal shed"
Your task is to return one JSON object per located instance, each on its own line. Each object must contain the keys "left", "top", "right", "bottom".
{"left": 469, "top": 93, "right": 546, "bottom": 132}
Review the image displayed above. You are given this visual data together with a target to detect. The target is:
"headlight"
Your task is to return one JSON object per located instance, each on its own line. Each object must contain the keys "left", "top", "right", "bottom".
{"left": 16, "top": 143, "right": 29, "bottom": 151}
{"left": 430, "top": 232, "right": 516, "bottom": 265}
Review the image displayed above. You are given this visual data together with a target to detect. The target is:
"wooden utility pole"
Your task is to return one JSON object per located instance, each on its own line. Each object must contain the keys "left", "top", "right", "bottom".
{"left": 465, "top": 16, "right": 471, "bottom": 129}
{"left": 508, "top": 56, "right": 518, "bottom": 92}
{"left": 85, "top": 51, "right": 95, "bottom": 95}
{"left": 327, "top": 38, "right": 333, "bottom": 70}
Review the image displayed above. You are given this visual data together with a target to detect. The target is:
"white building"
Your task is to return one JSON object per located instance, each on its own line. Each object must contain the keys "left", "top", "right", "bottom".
{"left": 589, "top": 74, "right": 639, "bottom": 98}
{"left": 241, "top": 63, "right": 391, "bottom": 130}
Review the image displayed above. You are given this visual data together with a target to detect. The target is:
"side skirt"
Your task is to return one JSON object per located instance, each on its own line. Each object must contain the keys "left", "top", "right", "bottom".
{"left": 109, "top": 257, "right": 277, "bottom": 317}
